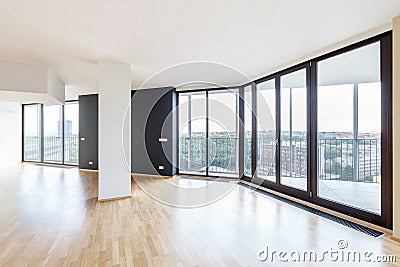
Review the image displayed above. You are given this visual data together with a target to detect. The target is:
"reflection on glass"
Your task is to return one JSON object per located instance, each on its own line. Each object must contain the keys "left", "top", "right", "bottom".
{"left": 23, "top": 105, "right": 41, "bottom": 161}
{"left": 317, "top": 42, "right": 381, "bottom": 215}
{"left": 257, "top": 80, "right": 276, "bottom": 182}
{"left": 280, "top": 69, "right": 307, "bottom": 191}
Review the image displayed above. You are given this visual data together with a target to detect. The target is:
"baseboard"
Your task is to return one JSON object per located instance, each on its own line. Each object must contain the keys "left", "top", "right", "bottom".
{"left": 79, "top": 168, "right": 99, "bottom": 172}
{"left": 390, "top": 235, "right": 400, "bottom": 243}
{"left": 131, "top": 172, "right": 172, "bottom": 179}
{"left": 98, "top": 195, "right": 131, "bottom": 202}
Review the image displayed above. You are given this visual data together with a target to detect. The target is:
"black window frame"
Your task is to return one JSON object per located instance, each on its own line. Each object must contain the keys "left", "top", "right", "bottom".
{"left": 177, "top": 87, "right": 242, "bottom": 178}
{"left": 22, "top": 100, "right": 79, "bottom": 166}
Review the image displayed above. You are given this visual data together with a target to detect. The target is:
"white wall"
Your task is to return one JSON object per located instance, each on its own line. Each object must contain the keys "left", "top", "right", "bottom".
{"left": 0, "top": 61, "right": 65, "bottom": 104}
{"left": 47, "top": 69, "right": 65, "bottom": 104}
{"left": 251, "top": 23, "right": 391, "bottom": 84}
{"left": 0, "top": 102, "right": 21, "bottom": 170}
{"left": 98, "top": 60, "right": 131, "bottom": 200}
{"left": 0, "top": 61, "right": 47, "bottom": 93}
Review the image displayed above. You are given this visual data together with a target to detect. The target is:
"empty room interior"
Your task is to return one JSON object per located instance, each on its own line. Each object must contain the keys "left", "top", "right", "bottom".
{"left": 2, "top": 1, "right": 400, "bottom": 266}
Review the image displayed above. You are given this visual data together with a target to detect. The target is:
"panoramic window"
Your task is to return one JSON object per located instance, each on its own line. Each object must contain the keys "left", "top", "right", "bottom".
{"left": 177, "top": 33, "right": 391, "bottom": 227}
{"left": 23, "top": 102, "right": 79, "bottom": 165}
{"left": 317, "top": 42, "right": 381, "bottom": 214}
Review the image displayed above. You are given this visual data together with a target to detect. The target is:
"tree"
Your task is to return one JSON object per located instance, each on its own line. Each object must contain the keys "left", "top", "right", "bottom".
{"left": 325, "top": 161, "right": 341, "bottom": 174}
{"left": 341, "top": 166, "right": 354, "bottom": 181}
{"left": 324, "top": 144, "right": 341, "bottom": 160}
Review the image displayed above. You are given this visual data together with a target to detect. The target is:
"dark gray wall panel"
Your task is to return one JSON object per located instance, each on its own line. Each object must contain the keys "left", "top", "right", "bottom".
{"left": 131, "top": 87, "right": 177, "bottom": 176}
{"left": 79, "top": 94, "right": 98, "bottom": 170}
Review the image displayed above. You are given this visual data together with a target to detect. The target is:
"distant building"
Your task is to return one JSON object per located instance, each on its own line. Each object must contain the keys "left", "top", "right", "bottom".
{"left": 256, "top": 132, "right": 381, "bottom": 182}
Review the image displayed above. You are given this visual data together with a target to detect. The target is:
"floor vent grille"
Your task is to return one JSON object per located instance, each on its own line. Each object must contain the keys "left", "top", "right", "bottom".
{"left": 238, "top": 182, "right": 385, "bottom": 238}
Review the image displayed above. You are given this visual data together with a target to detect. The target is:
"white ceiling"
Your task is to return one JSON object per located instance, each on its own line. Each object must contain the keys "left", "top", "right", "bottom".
{"left": 0, "top": 0, "right": 399, "bottom": 99}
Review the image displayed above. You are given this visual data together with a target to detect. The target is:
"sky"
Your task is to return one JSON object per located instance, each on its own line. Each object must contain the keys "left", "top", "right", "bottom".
{"left": 179, "top": 82, "right": 381, "bottom": 137}
{"left": 24, "top": 102, "right": 79, "bottom": 136}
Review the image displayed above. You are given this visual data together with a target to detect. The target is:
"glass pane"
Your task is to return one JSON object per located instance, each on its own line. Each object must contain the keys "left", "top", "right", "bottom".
{"left": 179, "top": 94, "right": 189, "bottom": 172}
{"left": 64, "top": 102, "right": 79, "bottom": 165}
{"left": 257, "top": 80, "right": 276, "bottom": 182}
{"left": 244, "top": 86, "right": 252, "bottom": 177}
{"left": 23, "top": 105, "right": 41, "bottom": 161}
{"left": 43, "top": 105, "right": 63, "bottom": 163}
{"left": 208, "top": 89, "right": 239, "bottom": 177}
{"left": 317, "top": 42, "right": 381, "bottom": 215}
{"left": 179, "top": 92, "right": 207, "bottom": 174}
{"left": 280, "top": 69, "right": 307, "bottom": 190}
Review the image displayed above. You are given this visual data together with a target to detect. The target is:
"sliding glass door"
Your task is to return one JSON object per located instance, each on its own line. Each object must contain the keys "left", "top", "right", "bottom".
{"left": 179, "top": 92, "right": 207, "bottom": 175}
{"left": 23, "top": 104, "right": 42, "bottom": 161}
{"left": 256, "top": 79, "right": 276, "bottom": 182}
{"left": 242, "top": 34, "right": 390, "bottom": 227}
{"left": 43, "top": 105, "right": 63, "bottom": 163}
{"left": 317, "top": 42, "right": 382, "bottom": 214}
{"left": 280, "top": 69, "right": 308, "bottom": 191}
{"left": 178, "top": 89, "right": 239, "bottom": 177}
{"left": 208, "top": 90, "right": 239, "bottom": 177}
{"left": 64, "top": 102, "right": 79, "bottom": 165}
{"left": 244, "top": 85, "right": 252, "bottom": 177}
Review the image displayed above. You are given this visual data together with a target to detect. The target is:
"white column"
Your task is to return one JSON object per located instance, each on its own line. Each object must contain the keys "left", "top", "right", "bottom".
{"left": 98, "top": 59, "right": 131, "bottom": 200}
{"left": 392, "top": 16, "right": 400, "bottom": 239}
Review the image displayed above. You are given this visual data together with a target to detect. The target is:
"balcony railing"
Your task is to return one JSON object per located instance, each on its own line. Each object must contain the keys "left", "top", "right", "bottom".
{"left": 64, "top": 136, "right": 79, "bottom": 164}
{"left": 318, "top": 138, "right": 381, "bottom": 183}
{"left": 257, "top": 137, "right": 308, "bottom": 179}
{"left": 44, "top": 136, "right": 63, "bottom": 162}
{"left": 24, "top": 136, "right": 41, "bottom": 161}
{"left": 179, "top": 137, "right": 239, "bottom": 175}
{"left": 24, "top": 136, "right": 79, "bottom": 165}
{"left": 179, "top": 137, "right": 206, "bottom": 173}
{"left": 179, "top": 136, "right": 381, "bottom": 183}
{"left": 208, "top": 137, "right": 238, "bottom": 174}
{"left": 244, "top": 137, "right": 252, "bottom": 175}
